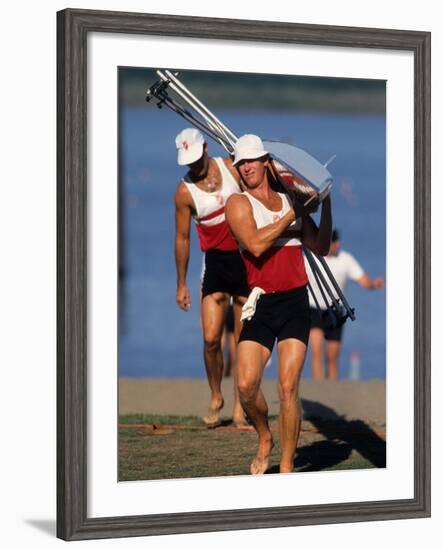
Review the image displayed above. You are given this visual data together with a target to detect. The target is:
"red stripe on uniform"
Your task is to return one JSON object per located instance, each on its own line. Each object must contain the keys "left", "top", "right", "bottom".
{"left": 199, "top": 206, "right": 225, "bottom": 222}
{"left": 196, "top": 220, "right": 238, "bottom": 252}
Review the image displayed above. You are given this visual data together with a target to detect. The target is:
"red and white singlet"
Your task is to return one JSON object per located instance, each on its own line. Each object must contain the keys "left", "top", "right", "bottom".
{"left": 241, "top": 192, "right": 308, "bottom": 293}
{"left": 184, "top": 158, "right": 241, "bottom": 251}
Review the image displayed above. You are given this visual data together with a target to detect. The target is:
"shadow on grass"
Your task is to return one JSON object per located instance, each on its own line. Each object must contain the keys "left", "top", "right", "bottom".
{"left": 265, "top": 400, "right": 385, "bottom": 474}
{"left": 266, "top": 438, "right": 353, "bottom": 474}
{"left": 298, "top": 399, "right": 386, "bottom": 471}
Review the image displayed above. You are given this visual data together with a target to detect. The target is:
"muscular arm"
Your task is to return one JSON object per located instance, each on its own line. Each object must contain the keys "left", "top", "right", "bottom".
{"left": 174, "top": 182, "right": 193, "bottom": 310}
{"left": 300, "top": 195, "right": 332, "bottom": 256}
{"left": 225, "top": 194, "right": 296, "bottom": 257}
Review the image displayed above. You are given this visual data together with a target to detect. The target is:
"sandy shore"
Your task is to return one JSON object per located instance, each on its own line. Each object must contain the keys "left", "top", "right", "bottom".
{"left": 119, "top": 378, "right": 386, "bottom": 424}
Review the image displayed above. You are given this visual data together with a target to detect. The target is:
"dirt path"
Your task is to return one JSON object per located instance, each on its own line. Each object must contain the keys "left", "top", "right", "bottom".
{"left": 119, "top": 378, "right": 386, "bottom": 424}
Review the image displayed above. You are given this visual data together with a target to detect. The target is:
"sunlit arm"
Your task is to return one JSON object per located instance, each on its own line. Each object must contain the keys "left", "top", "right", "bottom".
{"left": 225, "top": 194, "right": 296, "bottom": 258}
{"left": 175, "top": 221, "right": 190, "bottom": 288}
{"left": 174, "top": 183, "right": 193, "bottom": 311}
{"left": 301, "top": 195, "right": 332, "bottom": 256}
{"left": 174, "top": 185, "right": 191, "bottom": 286}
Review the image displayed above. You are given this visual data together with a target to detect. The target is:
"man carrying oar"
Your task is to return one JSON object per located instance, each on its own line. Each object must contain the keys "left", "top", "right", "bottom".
{"left": 226, "top": 134, "right": 332, "bottom": 474}
{"left": 174, "top": 128, "right": 249, "bottom": 427}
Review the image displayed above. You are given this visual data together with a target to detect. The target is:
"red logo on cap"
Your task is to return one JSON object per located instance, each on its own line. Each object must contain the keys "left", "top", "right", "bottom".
{"left": 183, "top": 140, "right": 189, "bottom": 151}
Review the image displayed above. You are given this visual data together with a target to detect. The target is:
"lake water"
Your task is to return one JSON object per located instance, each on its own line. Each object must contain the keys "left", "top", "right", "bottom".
{"left": 118, "top": 108, "right": 386, "bottom": 380}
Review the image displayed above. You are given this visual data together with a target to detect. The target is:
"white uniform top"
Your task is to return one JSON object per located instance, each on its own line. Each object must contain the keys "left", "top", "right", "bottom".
{"left": 183, "top": 157, "right": 241, "bottom": 251}
{"left": 305, "top": 250, "right": 364, "bottom": 309}
{"left": 183, "top": 157, "right": 240, "bottom": 222}
{"left": 243, "top": 192, "right": 303, "bottom": 246}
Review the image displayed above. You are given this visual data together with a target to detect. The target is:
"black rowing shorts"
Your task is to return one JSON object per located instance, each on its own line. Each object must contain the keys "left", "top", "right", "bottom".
{"left": 201, "top": 249, "right": 250, "bottom": 299}
{"left": 239, "top": 286, "right": 311, "bottom": 351}
{"left": 310, "top": 307, "right": 344, "bottom": 342}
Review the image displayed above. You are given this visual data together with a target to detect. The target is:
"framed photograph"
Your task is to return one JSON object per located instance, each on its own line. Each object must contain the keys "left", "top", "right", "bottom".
{"left": 57, "top": 8, "right": 431, "bottom": 541}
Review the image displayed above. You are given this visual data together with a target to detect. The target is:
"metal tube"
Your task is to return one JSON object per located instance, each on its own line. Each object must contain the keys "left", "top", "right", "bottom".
{"left": 163, "top": 97, "right": 232, "bottom": 149}
{"left": 307, "top": 282, "right": 322, "bottom": 311}
{"left": 156, "top": 71, "right": 224, "bottom": 138}
{"left": 305, "top": 271, "right": 335, "bottom": 326}
{"left": 161, "top": 74, "right": 235, "bottom": 150}
{"left": 160, "top": 70, "right": 237, "bottom": 149}
{"left": 149, "top": 87, "right": 233, "bottom": 153}
{"left": 154, "top": 70, "right": 237, "bottom": 152}
{"left": 305, "top": 252, "right": 331, "bottom": 309}
{"left": 304, "top": 247, "right": 341, "bottom": 312}
{"left": 305, "top": 247, "right": 355, "bottom": 323}
{"left": 315, "top": 255, "right": 356, "bottom": 320}
{"left": 164, "top": 70, "right": 238, "bottom": 143}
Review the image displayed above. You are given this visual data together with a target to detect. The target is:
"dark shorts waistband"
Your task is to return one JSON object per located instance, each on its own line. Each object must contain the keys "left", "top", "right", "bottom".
{"left": 205, "top": 248, "right": 240, "bottom": 257}
{"left": 259, "top": 285, "right": 308, "bottom": 300}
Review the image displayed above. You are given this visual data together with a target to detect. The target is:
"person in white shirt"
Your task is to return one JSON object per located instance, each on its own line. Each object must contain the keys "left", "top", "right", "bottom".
{"left": 306, "top": 229, "right": 384, "bottom": 381}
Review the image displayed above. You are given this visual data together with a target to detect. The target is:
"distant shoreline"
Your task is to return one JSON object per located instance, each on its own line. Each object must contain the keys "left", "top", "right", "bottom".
{"left": 120, "top": 68, "right": 386, "bottom": 113}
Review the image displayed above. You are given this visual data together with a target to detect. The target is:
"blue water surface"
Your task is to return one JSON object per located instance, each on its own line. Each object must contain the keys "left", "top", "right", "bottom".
{"left": 118, "top": 108, "right": 386, "bottom": 380}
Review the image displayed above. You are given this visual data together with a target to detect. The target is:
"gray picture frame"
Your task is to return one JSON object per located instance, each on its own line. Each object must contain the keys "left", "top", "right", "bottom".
{"left": 57, "top": 8, "right": 431, "bottom": 541}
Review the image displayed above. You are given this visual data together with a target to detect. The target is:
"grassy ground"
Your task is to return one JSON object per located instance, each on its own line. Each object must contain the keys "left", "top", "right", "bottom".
{"left": 119, "top": 414, "right": 386, "bottom": 481}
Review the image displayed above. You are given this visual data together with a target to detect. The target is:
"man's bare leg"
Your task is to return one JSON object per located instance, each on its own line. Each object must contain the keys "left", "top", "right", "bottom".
{"left": 326, "top": 340, "right": 341, "bottom": 381}
{"left": 221, "top": 326, "right": 230, "bottom": 376}
{"left": 277, "top": 339, "right": 307, "bottom": 473}
{"left": 201, "top": 292, "right": 229, "bottom": 424}
{"left": 231, "top": 298, "right": 246, "bottom": 425}
{"left": 237, "top": 340, "right": 273, "bottom": 474}
{"left": 309, "top": 328, "right": 325, "bottom": 380}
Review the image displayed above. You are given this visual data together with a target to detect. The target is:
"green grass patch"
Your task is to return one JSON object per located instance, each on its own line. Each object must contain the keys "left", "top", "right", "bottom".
{"left": 118, "top": 416, "right": 386, "bottom": 481}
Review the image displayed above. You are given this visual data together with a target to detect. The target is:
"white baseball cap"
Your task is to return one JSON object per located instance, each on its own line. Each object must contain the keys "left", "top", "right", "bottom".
{"left": 175, "top": 128, "right": 205, "bottom": 165}
{"left": 233, "top": 134, "right": 268, "bottom": 165}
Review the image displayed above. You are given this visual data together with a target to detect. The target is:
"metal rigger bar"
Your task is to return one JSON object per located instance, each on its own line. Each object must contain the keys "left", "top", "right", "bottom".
{"left": 157, "top": 70, "right": 233, "bottom": 146}
{"left": 163, "top": 70, "right": 238, "bottom": 148}
{"left": 145, "top": 70, "right": 355, "bottom": 327}
{"left": 304, "top": 247, "right": 355, "bottom": 325}
{"left": 315, "top": 255, "right": 356, "bottom": 321}
{"left": 147, "top": 71, "right": 235, "bottom": 154}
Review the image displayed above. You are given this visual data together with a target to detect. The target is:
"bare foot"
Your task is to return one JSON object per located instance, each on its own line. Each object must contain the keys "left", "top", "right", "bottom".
{"left": 232, "top": 403, "right": 246, "bottom": 428}
{"left": 250, "top": 437, "right": 274, "bottom": 475}
{"left": 232, "top": 412, "right": 248, "bottom": 428}
{"left": 203, "top": 397, "right": 224, "bottom": 427}
{"left": 233, "top": 419, "right": 248, "bottom": 428}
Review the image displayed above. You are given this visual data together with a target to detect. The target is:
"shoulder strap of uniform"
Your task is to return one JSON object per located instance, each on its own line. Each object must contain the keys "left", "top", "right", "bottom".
{"left": 182, "top": 172, "right": 192, "bottom": 184}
